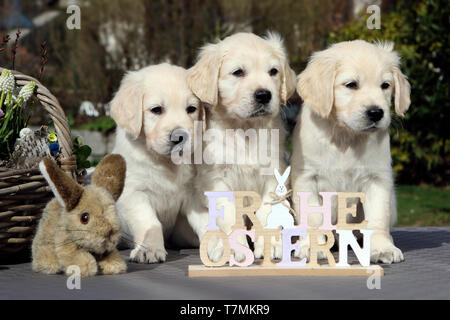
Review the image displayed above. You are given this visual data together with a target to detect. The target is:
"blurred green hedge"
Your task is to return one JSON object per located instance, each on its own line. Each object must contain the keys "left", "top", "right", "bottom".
{"left": 328, "top": 0, "right": 449, "bottom": 185}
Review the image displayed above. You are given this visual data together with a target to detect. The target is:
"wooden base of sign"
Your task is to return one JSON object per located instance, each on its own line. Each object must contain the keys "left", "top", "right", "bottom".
{"left": 188, "top": 264, "right": 383, "bottom": 277}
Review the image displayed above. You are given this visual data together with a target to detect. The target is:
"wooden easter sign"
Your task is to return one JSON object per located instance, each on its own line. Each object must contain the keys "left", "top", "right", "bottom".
{"left": 188, "top": 189, "right": 384, "bottom": 277}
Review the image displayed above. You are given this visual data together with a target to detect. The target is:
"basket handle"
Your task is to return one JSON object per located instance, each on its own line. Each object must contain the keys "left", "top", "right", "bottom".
{"left": 0, "top": 67, "right": 77, "bottom": 178}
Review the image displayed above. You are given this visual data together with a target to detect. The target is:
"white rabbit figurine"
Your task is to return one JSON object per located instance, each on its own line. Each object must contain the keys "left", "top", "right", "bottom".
{"left": 265, "top": 166, "right": 295, "bottom": 229}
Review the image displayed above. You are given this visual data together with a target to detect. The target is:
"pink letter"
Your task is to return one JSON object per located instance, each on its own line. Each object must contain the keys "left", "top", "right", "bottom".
{"left": 297, "top": 192, "right": 337, "bottom": 230}
{"left": 229, "top": 229, "right": 255, "bottom": 267}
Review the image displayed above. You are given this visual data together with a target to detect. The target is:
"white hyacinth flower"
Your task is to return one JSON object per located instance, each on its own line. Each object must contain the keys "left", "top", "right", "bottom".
{"left": 0, "top": 72, "right": 5, "bottom": 89}
{"left": 19, "top": 128, "right": 33, "bottom": 139}
{"left": 0, "top": 70, "right": 15, "bottom": 94}
{"left": 18, "top": 81, "right": 36, "bottom": 103}
{"left": 0, "top": 69, "right": 9, "bottom": 87}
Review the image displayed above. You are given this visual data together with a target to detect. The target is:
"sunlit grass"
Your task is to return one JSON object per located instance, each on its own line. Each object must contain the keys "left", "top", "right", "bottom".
{"left": 396, "top": 185, "right": 450, "bottom": 227}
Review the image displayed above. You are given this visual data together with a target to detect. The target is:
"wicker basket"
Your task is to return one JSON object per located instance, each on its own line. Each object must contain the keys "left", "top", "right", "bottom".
{"left": 0, "top": 67, "right": 77, "bottom": 255}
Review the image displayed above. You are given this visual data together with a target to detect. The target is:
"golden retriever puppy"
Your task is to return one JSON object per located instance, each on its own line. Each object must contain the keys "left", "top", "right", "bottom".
{"left": 291, "top": 40, "right": 410, "bottom": 264}
{"left": 110, "top": 63, "right": 202, "bottom": 263}
{"left": 184, "top": 32, "right": 297, "bottom": 261}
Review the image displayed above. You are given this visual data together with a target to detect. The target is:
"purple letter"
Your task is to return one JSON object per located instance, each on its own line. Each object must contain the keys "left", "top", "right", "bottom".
{"left": 204, "top": 192, "right": 234, "bottom": 230}
{"left": 277, "top": 227, "right": 307, "bottom": 267}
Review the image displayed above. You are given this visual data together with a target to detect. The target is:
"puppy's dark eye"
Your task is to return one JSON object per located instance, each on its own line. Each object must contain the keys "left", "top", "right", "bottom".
{"left": 151, "top": 106, "right": 163, "bottom": 115}
{"left": 80, "top": 213, "right": 89, "bottom": 225}
{"left": 381, "top": 82, "right": 390, "bottom": 90}
{"left": 186, "top": 106, "right": 197, "bottom": 114}
{"left": 345, "top": 81, "right": 358, "bottom": 90}
{"left": 232, "top": 69, "right": 245, "bottom": 77}
{"left": 269, "top": 68, "right": 278, "bottom": 76}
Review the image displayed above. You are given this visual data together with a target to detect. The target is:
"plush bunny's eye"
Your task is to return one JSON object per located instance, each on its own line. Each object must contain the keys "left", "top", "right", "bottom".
{"left": 80, "top": 212, "right": 90, "bottom": 224}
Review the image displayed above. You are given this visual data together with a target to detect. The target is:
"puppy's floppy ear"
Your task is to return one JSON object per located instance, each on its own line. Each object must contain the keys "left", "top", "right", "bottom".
{"left": 91, "top": 154, "right": 126, "bottom": 201}
{"left": 264, "top": 32, "right": 297, "bottom": 104}
{"left": 393, "top": 67, "right": 411, "bottom": 116}
{"left": 297, "top": 50, "right": 336, "bottom": 118}
{"left": 282, "top": 66, "right": 297, "bottom": 105}
{"left": 198, "top": 102, "right": 207, "bottom": 136}
{"left": 110, "top": 71, "right": 144, "bottom": 139}
{"left": 375, "top": 41, "right": 411, "bottom": 117}
{"left": 187, "top": 43, "right": 222, "bottom": 107}
{"left": 39, "top": 158, "right": 84, "bottom": 211}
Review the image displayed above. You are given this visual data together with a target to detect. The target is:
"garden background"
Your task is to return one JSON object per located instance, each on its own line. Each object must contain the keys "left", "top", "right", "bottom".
{"left": 0, "top": 0, "right": 448, "bottom": 226}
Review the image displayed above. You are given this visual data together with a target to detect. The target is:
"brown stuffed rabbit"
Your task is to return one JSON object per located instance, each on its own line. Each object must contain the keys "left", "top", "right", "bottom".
{"left": 32, "top": 154, "right": 127, "bottom": 277}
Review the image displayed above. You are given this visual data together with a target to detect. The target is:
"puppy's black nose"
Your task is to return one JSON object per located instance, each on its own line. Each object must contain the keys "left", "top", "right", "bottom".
{"left": 170, "top": 129, "right": 188, "bottom": 146}
{"left": 366, "top": 107, "right": 384, "bottom": 122}
{"left": 172, "top": 135, "right": 183, "bottom": 145}
{"left": 254, "top": 89, "right": 272, "bottom": 104}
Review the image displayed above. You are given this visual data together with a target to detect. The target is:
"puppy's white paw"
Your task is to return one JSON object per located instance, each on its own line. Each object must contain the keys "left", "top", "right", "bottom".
{"left": 271, "top": 238, "right": 283, "bottom": 260}
{"left": 295, "top": 241, "right": 310, "bottom": 260}
{"left": 130, "top": 245, "right": 167, "bottom": 264}
{"left": 231, "top": 233, "right": 250, "bottom": 262}
{"left": 207, "top": 241, "right": 224, "bottom": 262}
{"left": 293, "top": 243, "right": 327, "bottom": 261}
{"left": 370, "top": 234, "right": 404, "bottom": 264}
{"left": 256, "top": 204, "right": 272, "bottom": 221}
{"left": 317, "top": 251, "right": 327, "bottom": 260}
{"left": 254, "top": 238, "right": 264, "bottom": 259}
{"left": 253, "top": 237, "right": 283, "bottom": 260}
{"left": 232, "top": 250, "right": 246, "bottom": 262}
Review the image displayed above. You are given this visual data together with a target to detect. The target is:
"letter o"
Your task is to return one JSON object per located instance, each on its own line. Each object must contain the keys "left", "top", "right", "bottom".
{"left": 200, "top": 230, "right": 231, "bottom": 267}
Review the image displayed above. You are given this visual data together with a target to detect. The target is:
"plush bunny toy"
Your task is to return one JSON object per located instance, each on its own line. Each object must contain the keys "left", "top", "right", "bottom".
{"left": 265, "top": 166, "right": 295, "bottom": 229}
{"left": 32, "top": 154, "right": 127, "bottom": 277}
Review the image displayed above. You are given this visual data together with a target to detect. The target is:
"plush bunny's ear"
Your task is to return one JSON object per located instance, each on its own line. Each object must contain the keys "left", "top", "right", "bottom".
{"left": 39, "top": 158, "right": 83, "bottom": 211}
{"left": 187, "top": 43, "right": 222, "bottom": 107}
{"left": 91, "top": 154, "right": 126, "bottom": 201}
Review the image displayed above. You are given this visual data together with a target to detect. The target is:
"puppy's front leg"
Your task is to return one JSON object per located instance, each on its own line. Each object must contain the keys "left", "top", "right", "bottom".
{"left": 183, "top": 196, "right": 210, "bottom": 244}
{"left": 364, "top": 181, "right": 404, "bottom": 264}
{"left": 185, "top": 180, "right": 248, "bottom": 262}
{"left": 117, "top": 191, "right": 167, "bottom": 264}
{"left": 184, "top": 189, "right": 226, "bottom": 262}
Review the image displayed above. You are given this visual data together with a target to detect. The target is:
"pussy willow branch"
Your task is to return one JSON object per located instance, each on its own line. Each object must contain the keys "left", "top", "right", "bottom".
{"left": 0, "top": 34, "right": 10, "bottom": 53}
{"left": 37, "top": 41, "right": 48, "bottom": 81}
{"left": 11, "top": 29, "right": 21, "bottom": 70}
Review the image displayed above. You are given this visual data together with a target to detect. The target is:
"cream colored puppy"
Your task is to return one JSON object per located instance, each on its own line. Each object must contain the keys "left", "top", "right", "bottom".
{"left": 110, "top": 63, "right": 201, "bottom": 263}
{"left": 291, "top": 40, "right": 410, "bottom": 264}
{"left": 184, "top": 32, "right": 297, "bottom": 261}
